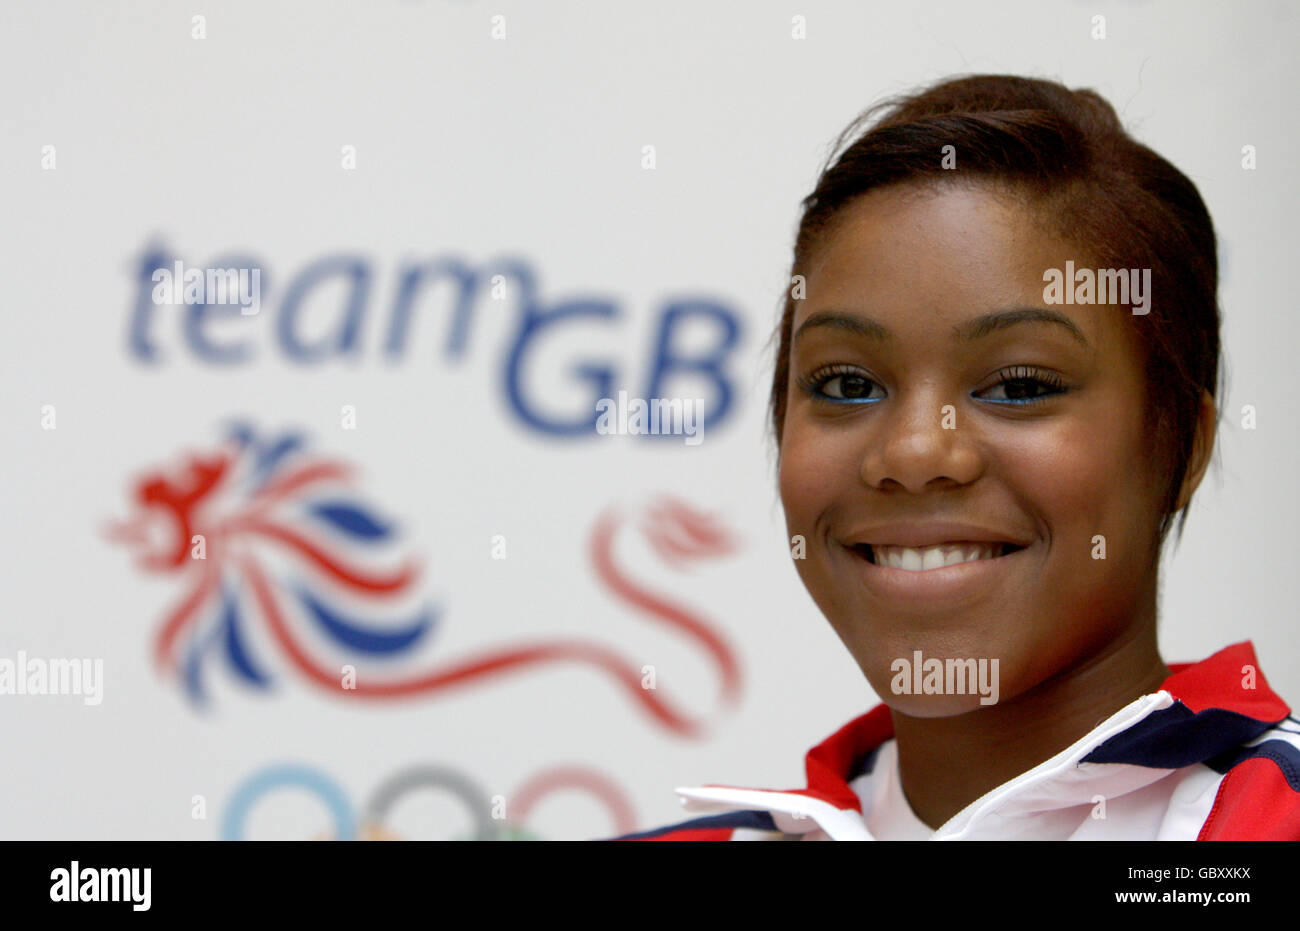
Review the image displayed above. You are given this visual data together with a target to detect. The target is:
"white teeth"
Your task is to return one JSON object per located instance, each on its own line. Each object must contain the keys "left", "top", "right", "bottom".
{"left": 870, "top": 542, "right": 1002, "bottom": 570}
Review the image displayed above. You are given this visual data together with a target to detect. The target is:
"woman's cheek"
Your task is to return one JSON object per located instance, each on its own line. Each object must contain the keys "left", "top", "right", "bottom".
{"left": 779, "top": 418, "right": 848, "bottom": 524}
{"left": 991, "top": 416, "right": 1105, "bottom": 546}
{"left": 1009, "top": 424, "right": 1151, "bottom": 642}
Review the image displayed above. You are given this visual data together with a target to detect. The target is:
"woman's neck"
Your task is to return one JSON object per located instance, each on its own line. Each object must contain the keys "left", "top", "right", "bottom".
{"left": 889, "top": 619, "right": 1171, "bottom": 831}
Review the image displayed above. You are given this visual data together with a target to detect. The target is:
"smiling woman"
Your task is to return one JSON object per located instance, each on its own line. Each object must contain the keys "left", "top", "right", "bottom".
{"left": 611, "top": 74, "right": 1300, "bottom": 842}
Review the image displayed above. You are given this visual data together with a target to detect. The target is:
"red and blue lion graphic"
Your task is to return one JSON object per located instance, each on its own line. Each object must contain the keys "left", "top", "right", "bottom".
{"left": 107, "top": 423, "right": 741, "bottom": 737}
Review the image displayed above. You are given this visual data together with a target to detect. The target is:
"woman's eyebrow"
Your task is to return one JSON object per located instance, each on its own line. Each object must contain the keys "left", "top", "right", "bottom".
{"left": 956, "top": 308, "right": 1090, "bottom": 346}
{"left": 793, "top": 308, "right": 1090, "bottom": 348}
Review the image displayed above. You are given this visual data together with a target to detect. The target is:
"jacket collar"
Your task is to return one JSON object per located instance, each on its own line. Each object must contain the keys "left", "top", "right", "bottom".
{"left": 675, "top": 641, "right": 1290, "bottom": 839}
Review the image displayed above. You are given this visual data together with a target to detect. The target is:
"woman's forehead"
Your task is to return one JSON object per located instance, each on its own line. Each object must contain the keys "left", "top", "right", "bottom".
{"left": 793, "top": 185, "right": 1125, "bottom": 353}
{"left": 805, "top": 184, "right": 1064, "bottom": 286}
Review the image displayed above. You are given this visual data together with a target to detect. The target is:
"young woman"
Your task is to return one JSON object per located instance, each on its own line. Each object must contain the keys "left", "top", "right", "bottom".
{"left": 614, "top": 74, "right": 1300, "bottom": 840}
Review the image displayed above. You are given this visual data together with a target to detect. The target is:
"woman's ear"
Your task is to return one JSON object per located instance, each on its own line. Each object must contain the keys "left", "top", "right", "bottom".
{"left": 1172, "top": 389, "right": 1218, "bottom": 512}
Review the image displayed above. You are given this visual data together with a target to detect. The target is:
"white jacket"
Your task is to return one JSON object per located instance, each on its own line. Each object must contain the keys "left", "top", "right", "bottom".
{"left": 612, "top": 642, "right": 1300, "bottom": 840}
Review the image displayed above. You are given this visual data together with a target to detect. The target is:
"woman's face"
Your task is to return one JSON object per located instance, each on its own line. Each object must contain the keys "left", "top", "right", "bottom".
{"left": 778, "top": 181, "right": 1169, "bottom": 717}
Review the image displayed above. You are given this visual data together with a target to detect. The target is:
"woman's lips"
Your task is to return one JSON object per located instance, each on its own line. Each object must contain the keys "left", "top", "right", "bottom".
{"left": 861, "top": 541, "right": 1022, "bottom": 568}
{"left": 843, "top": 539, "right": 1032, "bottom": 607}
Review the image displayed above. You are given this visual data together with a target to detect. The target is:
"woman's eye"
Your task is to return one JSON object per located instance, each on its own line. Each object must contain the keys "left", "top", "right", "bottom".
{"left": 798, "top": 365, "right": 1067, "bottom": 407}
{"left": 976, "top": 368, "right": 1068, "bottom": 405}
{"left": 824, "top": 374, "right": 877, "bottom": 400}
{"left": 803, "top": 369, "right": 882, "bottom": 403}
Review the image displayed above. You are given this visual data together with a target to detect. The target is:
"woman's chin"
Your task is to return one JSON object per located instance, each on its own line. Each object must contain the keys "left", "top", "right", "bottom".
{"left": 882, "top": 693, "right": 998, "bottom": 719}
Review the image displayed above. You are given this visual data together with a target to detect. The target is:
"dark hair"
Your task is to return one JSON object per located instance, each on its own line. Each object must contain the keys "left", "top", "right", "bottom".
{"left": 769, "top": 73, "right": 1224, "bottom": 549}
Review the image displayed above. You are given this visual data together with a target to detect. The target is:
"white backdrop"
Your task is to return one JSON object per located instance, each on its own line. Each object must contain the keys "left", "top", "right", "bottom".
{"left": 1, "top": 0, "right": 1296, "bottom": 840}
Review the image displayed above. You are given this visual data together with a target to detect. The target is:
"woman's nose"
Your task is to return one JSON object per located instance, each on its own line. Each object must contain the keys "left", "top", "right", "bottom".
{"left": 858, "top": 393, "right": 982, "bottom": 493}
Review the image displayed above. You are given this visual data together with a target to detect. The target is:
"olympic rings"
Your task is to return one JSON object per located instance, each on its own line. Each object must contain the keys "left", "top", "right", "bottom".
{"left": 221, "top": 762, "right": 636, "bottom": 840}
